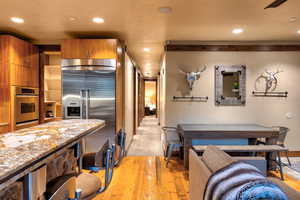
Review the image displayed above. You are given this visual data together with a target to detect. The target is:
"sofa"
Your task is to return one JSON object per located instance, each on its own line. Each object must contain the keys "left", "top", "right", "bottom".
{"left": 189, "top": 147, "right": 300, "bottom": 200}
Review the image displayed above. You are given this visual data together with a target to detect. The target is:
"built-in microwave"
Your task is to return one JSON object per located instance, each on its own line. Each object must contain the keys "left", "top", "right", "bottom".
{"left": 64, "top": 101, "right": 81, "bottom": 119}
{"left": 15, "top": 87, "right": 39, "bottom": 124}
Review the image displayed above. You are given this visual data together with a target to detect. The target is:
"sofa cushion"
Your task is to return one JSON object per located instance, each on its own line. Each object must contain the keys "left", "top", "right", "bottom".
{"left": 268, "top": 177, "right": 300, "bottom": 200}
{"left": 202, "top": 146, "right": 236, "bottom": 173}
{"left": 189, "top": 149, "right": 212, "bottom": 200}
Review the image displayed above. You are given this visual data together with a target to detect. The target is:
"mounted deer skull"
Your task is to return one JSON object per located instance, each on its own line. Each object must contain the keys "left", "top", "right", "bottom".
{"left": 179, "top": 66, "right": 207, "bottom": 90}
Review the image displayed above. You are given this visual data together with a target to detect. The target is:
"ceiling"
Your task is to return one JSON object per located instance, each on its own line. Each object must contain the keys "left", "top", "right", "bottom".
{"left": 1, "top": 0, "right": 300, "bottom": 77}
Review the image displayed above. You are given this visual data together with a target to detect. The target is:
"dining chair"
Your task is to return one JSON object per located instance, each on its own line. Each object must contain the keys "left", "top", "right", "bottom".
{"left": 275, "top": 126, "right": 291, "bottom": 166}
{"left": 162, "top": 126, "right": 183, "bottom": 167}
{"left": 256, "top": 126, "right": 291, "bottom": 166}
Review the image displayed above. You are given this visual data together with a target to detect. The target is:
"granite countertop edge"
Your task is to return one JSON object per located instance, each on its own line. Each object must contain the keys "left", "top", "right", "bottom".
{"left": 0, "top": 119, "right": 105, "bottom": 184}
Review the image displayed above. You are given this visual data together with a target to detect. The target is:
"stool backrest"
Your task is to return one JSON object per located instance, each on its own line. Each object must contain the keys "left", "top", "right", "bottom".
{"left": 48, "top": 176, "right": 76, "bottom": 200}
{"left": 115, "top": 129, "right": 126, "bottom": 149}
{"left": 115, "top": 129, "right": 126, "bottom": 164}
{"left": 94, "top": 140, "right": 110, "bottom": 168}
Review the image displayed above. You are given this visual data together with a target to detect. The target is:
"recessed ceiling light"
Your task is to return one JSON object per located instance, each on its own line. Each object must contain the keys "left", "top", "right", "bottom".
{"left": 159, "top": 7, "right": 172, "bottom": 14}
{"left": 117, "top": 47, "right": 122, "bottom": 53}
{"left": 298, "top": 30, "right": 300, "bottom": 34}
{"left": 92, "top": 17, "right": 104, "bottom": 24}
{"left": 232, "top": 28, "right": 244, "bottom": 34}
{"left": 11, "top": 17, "right": 24, "bottom": 24}
{"left": 143, "top": 48, "right": 150, "bottom": 52}
{"left": 69, "top": 17, "right": 76, "bottom": 21}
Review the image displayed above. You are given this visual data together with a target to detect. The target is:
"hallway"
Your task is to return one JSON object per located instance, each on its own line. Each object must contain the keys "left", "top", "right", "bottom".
{"left": 127, "top": 116, "right": 163, "bottom": 156}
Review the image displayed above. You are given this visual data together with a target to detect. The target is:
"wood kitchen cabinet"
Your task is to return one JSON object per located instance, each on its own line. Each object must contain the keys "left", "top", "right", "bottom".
{"left": 0, "top": 35, "right": 39, "bottom": 132}
{"left": 0, "top": 60, "right": 10, "bottom": 133}
{"left": 9, "top": 37, "right": 39, "bottom": 87}
{"left": 61, "top": 39, "right": 117, "bottom": 59}
{"left": 0, "top": 36, "right": 39, "bottom": 88}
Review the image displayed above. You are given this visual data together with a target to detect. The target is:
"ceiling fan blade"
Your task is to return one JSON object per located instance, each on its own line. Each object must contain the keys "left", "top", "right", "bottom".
{"left": 264, "top": 0, "right": 288, "bottom": 9}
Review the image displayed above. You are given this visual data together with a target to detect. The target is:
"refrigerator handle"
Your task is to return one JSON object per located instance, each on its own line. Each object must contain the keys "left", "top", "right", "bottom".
{"left": 86, "top": 89, "right": 90, "bottom": 119}
{"left": 80, "top": 90, "right": 84, "bottom": 119}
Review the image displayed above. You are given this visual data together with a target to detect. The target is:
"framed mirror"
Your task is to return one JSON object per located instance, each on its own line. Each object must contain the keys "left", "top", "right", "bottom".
{"left": 215, "top": 65, "right": 246, "bottom": 106}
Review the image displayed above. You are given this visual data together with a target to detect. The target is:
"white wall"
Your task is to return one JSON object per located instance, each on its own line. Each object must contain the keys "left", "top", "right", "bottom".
{"left": 124, "top": 53, "right": 135, "bottom": 149}
{"left": 160, "top": 54, "right": 167, "bottom": 126}
{"left": 165, "top": 51, "right": 300, "bottom": 150}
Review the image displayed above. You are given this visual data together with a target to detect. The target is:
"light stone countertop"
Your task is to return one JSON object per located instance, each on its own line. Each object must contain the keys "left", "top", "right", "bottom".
{"left": 0, "top": 119, "right": 105, "bottom": 186}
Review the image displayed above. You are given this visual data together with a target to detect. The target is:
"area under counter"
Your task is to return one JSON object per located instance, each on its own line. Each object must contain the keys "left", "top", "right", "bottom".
{"left": 0, "top": 119, "right": 105, "bottom": 192}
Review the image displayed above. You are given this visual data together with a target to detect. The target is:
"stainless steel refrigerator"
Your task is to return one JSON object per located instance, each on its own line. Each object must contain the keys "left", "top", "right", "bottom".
{"left": 61, "top": 59, "right": 116, "bottom": 152}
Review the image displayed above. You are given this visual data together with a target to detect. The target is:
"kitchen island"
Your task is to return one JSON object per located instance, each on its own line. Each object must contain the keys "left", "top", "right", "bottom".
{"left": 0, "top": 119, "right": 105, "bottom": 199}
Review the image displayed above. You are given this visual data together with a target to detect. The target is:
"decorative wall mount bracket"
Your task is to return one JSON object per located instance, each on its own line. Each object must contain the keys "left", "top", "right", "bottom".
{"left": 252, "top": 91, "right": 288, "bottom": 97}
{"left": 173, "top": 96, "right": 208, "bottom": 102}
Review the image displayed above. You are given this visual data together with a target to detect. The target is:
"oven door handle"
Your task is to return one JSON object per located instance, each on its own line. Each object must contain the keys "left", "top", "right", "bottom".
{"left": 16, "top": 95, "right": 39, "bottom": 98}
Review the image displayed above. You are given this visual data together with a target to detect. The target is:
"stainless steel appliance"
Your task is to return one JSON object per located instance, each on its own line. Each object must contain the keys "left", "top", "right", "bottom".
{"left": 62, "top": 59, "right": 116, "bottom": 152}
{"left": 15, "top": 87, "right": 39, "bottom": 124}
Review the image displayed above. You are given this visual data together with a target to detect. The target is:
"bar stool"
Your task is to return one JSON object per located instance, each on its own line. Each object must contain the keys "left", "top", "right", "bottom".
{"left": 46, "top": 175, "right": 78, "bottom": 200}
{"left": 78, "top": 140, "right": 114, "bottom": 199}
{"left": 162, "top": 126, "right": 183, "bottom": 167}
{"left": 114, "top": 129, "right": 126, "bottom": 166}
{"left": 46, "top": 140, "right": 114, "bottom": 200}
{"left": 256, "top": 126, "right": 291, "bottom": 166}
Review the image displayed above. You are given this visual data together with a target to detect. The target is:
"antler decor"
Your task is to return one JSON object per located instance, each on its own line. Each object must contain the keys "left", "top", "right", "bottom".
{"left": 253, "top": 69, "right": 287, "bottom": 97}
{"left": 178, "top": 65, "right": 207, "bottom": 90}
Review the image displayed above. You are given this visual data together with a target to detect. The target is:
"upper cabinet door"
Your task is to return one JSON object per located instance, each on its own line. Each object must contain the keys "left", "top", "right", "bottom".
{"left": 7, "top": 36, "right": 39, "bottom": 87}
{"left": 10, "top": 36, "right": 27, "bottom": 66}
{"left": 9, "top": 36, "right": 38, "bottom": 68}
{"left": 61, "top": 39, "right": 117, "bottom": 59}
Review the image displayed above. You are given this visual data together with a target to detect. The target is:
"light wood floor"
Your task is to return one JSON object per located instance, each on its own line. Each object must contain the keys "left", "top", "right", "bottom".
{"left": 93, "top": 156, "right": 300, "bottom": 200}
{"left": 93, "top": 156, "right": 189, "bottom": 200}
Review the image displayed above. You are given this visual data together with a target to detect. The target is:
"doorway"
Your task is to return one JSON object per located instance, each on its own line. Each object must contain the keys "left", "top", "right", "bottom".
{"left": 144, "top": 80, "right": 157, "bottom": 117}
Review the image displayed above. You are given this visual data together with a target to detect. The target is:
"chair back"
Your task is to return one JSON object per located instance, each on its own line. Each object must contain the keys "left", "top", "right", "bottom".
{"left": 47, "top": 176, "right": 76, "bottom": 200}
{"left": 273, "top": 126, "right": 290, "bottom": 145}
{"left": 162, "top": 126, "right": 182, "bottom": 144}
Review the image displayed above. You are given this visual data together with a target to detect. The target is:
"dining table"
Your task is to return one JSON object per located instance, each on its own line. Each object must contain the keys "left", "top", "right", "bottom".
{"left": 177, "top": 123, "right": 279, "bottom": 169}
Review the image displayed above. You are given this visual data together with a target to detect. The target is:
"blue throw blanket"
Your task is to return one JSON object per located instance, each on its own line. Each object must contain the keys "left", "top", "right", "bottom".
{"left": 204, "top": 161, "right": 288, "bottom": 200}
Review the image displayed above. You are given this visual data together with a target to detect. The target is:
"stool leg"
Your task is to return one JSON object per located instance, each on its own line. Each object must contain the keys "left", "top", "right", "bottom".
{"left": 166, "top": 144, "right": 175, "bottom": 167}
{"left": 277, "top": 152, "right": 284, "bottom": 181}
{"left": 285, "top": 151, "right": 292, "bottom": 166}
{"left": 164, "top": 145, "right": 169, "bottom": 160}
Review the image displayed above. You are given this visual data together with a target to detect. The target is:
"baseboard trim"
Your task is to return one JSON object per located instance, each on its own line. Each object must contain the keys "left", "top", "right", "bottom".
{"left": 285, "top": 151, "right": 300, "bottom": 157}
{"left": 125, "top": 136, "right": 134, "bottom": 156}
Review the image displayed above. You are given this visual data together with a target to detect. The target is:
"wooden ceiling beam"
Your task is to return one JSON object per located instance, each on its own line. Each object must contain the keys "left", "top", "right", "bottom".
{"left": 165, "top": 44, "right": 300, "bottom": 52}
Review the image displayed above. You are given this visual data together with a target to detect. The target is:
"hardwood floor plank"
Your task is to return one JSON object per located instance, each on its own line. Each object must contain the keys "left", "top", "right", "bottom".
{"left": 93, "top": 156, "right": 189, "bottom": 200}
{"left": 92, "top": 156, "right": 299, "bottom": 200}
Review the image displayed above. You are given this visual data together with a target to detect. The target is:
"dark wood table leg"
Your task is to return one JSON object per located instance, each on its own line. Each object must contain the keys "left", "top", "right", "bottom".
{"left": 184, "top": 137, "right": 192, "bottom": 169}
{"left": 266, "top": 136, "right": 279, "bottom": 170}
